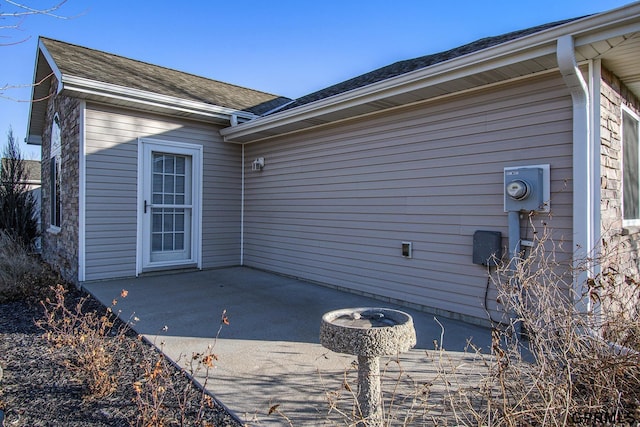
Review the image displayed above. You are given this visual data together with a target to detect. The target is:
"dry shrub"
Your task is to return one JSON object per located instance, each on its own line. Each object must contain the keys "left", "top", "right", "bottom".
{"left": 37, "top": 284, "right": 134, "bottom": 399}
{"left": 34, "top": 283, "right": 235, "bottom": 425}
{"left": 0, "top": 230, "right": 53, "bottom": 303}
{"left": 456, "top": 221, "right": 640, "bottom": 426}
{"left": 132, "top": 310, "right": 230, "bottom": 426}
{"left": 132, "top": 347, "right": 223, "bottom": 427}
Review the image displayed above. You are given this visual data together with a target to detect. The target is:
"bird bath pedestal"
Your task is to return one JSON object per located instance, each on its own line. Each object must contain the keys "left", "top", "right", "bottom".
{"left": 320, "top": 308, "right": 417, "bottom": 427}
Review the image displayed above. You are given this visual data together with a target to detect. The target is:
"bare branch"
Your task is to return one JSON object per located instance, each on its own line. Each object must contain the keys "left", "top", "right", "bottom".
{"left": 0, "top": 72, "right": 54, "bottom": 102}
{"left": 0, "top": 36, "right": 31, "bottom": 47}
{"left": 0, "top": 1, "right": 84, "bottom": 46}
{"left": 0, "top": 17, "right": 24, "bottom": 30}
{"left": 1, "top": 0, "right": 70, "bottom": 20}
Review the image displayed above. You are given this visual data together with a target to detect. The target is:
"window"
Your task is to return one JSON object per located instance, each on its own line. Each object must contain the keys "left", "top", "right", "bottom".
{"left": 623, "top": 107, "right": 640, "bottom": 226}
{"left": 50, "top": 114, "right": 62, "bottom": 229}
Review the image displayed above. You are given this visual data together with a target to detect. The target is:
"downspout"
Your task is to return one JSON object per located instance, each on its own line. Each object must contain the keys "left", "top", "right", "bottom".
{"left": 240, "top": 144, "right": 245, "bottom": 266}
{"left": 557, "top": 35, "right": 592, "bottom": 313}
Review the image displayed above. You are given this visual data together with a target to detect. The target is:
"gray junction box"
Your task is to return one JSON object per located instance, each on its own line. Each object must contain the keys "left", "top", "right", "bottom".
{"left": 472, "top": 230, "right": 502, "bottom": 266}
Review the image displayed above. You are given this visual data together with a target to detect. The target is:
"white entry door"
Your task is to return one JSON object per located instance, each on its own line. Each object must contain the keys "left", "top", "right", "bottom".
{"left": 139, "top": 139, "right": 201, "bottom": 272}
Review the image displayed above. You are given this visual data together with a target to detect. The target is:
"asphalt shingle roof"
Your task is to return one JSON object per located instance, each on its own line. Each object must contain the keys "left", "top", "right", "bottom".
{"left": 277, "top": 17, "right": 583, "bottom": 113}
{"left": 41, "top": 37, "right": 291, "bottom": 116}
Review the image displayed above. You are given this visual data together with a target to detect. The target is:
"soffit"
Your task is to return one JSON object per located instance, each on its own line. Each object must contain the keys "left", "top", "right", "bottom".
{"left": 26, "top": 50, "right": 54, "bottom": 145}
{"left": 576, "top": 31, "right": 640, "bottom": 95}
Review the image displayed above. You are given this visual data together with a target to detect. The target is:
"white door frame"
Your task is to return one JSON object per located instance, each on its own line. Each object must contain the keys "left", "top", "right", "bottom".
{"left": 137, "top": 138, "right": 202, "bottom": 274}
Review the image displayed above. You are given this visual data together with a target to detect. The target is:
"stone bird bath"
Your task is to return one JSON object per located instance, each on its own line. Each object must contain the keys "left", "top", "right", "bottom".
{"left": 320, "top": 307, "right": 417, "bottom": 426}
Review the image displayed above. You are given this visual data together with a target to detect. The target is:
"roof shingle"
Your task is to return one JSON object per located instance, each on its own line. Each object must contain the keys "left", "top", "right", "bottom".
{"left": 41, "top": 37, "right": 291, "bottom": 116}
{"left": 277, "top": 17, "right": 583, "bottom": 113}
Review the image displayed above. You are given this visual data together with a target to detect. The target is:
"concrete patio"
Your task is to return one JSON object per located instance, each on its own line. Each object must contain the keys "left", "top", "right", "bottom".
{"left": 84, "top": 267, "right": 493, "bottom": 426}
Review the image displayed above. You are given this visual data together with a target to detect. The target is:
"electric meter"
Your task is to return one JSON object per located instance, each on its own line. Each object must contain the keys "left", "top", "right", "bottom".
{"left": 504, "top": 167, "right": 545, "bottom": 212}
{"left": 506, "top": 179, "right": 530, "bottom": 200}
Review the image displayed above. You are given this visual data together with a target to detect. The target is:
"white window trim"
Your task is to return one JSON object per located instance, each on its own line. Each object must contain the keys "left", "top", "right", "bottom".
{"left": 621, "top": 105, "right": 640, "bottom": 227}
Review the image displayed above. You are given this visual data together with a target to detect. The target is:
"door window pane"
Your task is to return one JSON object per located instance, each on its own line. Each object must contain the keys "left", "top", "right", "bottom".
{"left": 176, "top": 157, "right": 185, "bottom": 174}
{"left": 175, "top": 233, "right": 184, "bottom": 250}
{"left": 153, "top": 174, "right": 163, "bottom": 192}
{"left": 163, "top": 233, "right": 173, "bottom": 251}
{"left": 164, "top": 156, "right": 174, "bottom": 173}
{"left": 152, "top": 234, "right": 162, "bottom": 251}
{"left": 164, "top": 175, "right": 174, "bottom": 194}
{"left": 175, "top": 212, "right": 185, "bottom": 231}
{"left": 153, "top": 156, "right": 163, "bottom": 172}
{"left": 176, "top": 176, "right": 185, "bottom": 194}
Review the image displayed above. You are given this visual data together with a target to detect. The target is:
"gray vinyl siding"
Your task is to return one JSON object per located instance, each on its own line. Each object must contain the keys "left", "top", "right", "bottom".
{"left": 243, "top": 73, "right": 574, "bottom": 324}
{"left": 84, "top": 103, "right": 241, "bottom": 281}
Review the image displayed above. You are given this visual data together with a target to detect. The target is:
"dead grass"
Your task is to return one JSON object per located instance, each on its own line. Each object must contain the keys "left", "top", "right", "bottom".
{"left": 0, "top": 230, "right": 54, "bottom": 303}
{"left": 37, "top": 284, "right": 134, "bottom": 398}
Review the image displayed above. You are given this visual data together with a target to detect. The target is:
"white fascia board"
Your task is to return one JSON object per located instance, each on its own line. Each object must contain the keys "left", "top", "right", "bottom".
{"left": 221, "top": 2, "right": 640, "bottom": 142}
{"left": 26, "top": 40, "right": 63, "bottom": 146}
{"left": 38, "top": 40, "right": 63, "bottom": 93}
{"left": 26, "top": 135, "right": 42, "bottom": 145}
{"left": 220, "top": 46, "right": 559, "bottom": 140}
{"left": 61, "top": 75, "right": 258, "bottom": 122}
{"left": 220, "top": 42, "right": 557, "bottom": 141}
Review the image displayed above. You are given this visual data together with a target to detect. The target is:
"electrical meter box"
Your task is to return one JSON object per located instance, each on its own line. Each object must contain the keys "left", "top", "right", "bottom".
{"left": 504, "top": 167, "right": 545, "bottom": 212}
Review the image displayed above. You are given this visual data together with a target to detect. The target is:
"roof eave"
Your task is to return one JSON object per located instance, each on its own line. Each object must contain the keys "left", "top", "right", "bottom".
{"left": 221, "top": 44, "right": 558, "bottom": 143}
{"left": 60, "top": 75, "right": 259, "bottom": 123}
{"left": 221, "top": 2, "right": 640, "bottom": 143}
{"left": 27, "top": 38, "right": 259, "bottom": 144}
{"left": 26, "top": 38, "right": 62, "bottom": 145}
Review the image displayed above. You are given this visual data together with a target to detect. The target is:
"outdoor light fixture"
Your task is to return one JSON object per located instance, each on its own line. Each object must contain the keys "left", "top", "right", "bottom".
{"left": 252, "top": 157, "right": 265, "bottom": 171}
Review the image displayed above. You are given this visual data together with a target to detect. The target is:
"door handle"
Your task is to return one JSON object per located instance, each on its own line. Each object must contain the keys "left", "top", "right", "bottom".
{"left": 144, "top": 200, "right": 149, "bottom": 213}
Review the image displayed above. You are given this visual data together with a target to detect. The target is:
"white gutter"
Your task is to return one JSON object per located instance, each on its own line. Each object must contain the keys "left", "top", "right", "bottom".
{"left": 62, "top": 75, "right": 258, "bottom": 123}
{"left": 221, "top": 41, "right": 560, "bottom": 141}
{"left": 557, "top": 35, "right": 592, "bottom": 313}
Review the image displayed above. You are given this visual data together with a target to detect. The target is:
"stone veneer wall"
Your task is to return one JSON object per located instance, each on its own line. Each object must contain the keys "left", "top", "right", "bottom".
{"left": 40, "top": 78, "right": 80, "bottom": 284}
{"left": 599, "top": 67, "right": 640, "bottom": 325}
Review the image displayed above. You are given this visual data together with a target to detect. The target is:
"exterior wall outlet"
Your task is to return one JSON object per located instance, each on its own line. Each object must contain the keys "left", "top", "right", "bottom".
{"left": 401, "top": 241, "right": 412, "bottom": 258}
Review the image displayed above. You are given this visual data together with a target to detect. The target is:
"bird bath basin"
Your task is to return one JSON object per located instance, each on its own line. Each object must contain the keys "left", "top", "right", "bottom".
{"left": 320, "top": 308, "right": 417, "bottom": 426}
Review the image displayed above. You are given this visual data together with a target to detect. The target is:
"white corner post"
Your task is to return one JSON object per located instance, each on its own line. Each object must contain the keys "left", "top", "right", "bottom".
{"left": 557, "top": 35, "right": 593, "bottom": 313}
{"left": 78, "top": 101, "right": 86, "bottom": 282}
{"left": 240, "top": 144, "right": 245, "bottom": 266}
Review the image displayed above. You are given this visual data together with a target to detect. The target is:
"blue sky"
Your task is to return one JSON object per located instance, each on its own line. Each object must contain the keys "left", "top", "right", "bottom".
{"left": 0, "top": 0, "right": 633, "bottom": 159}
